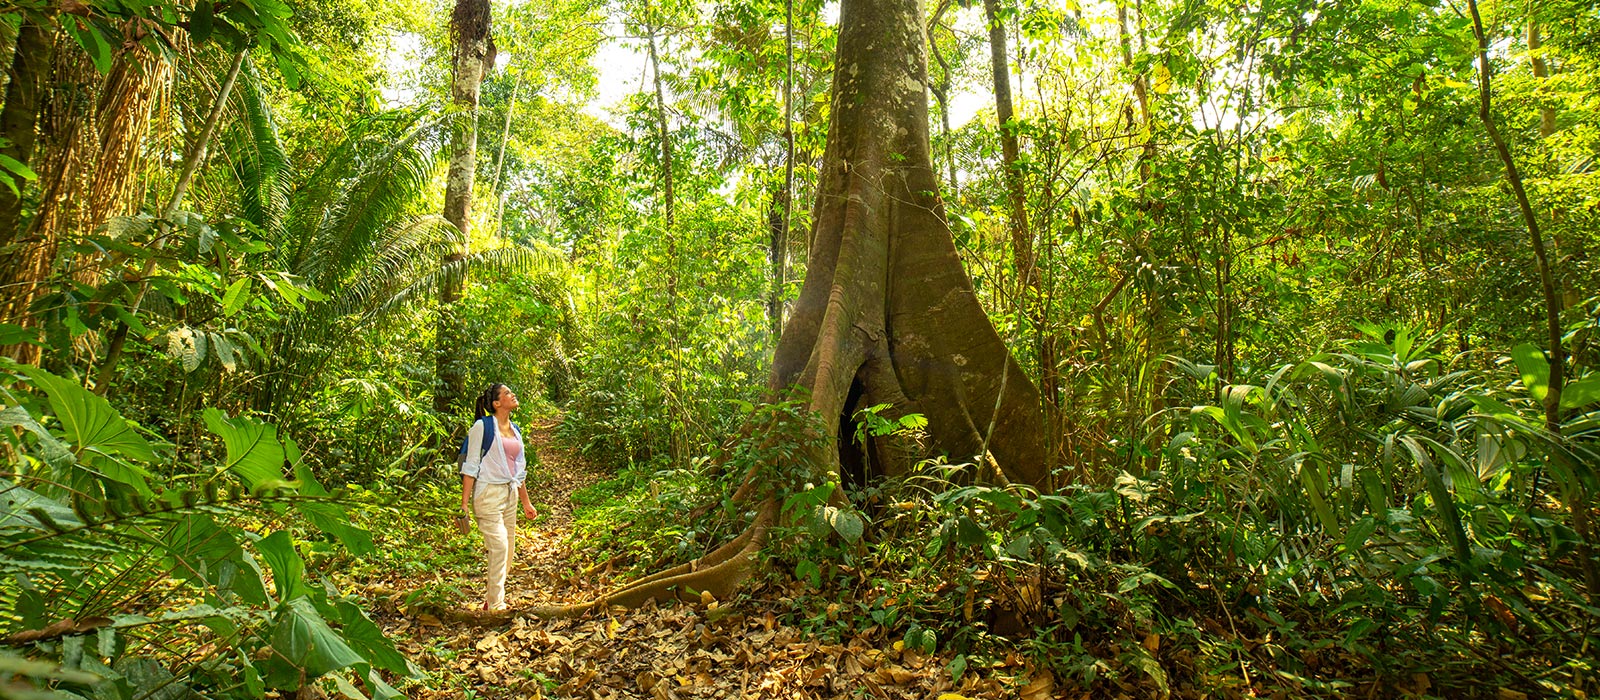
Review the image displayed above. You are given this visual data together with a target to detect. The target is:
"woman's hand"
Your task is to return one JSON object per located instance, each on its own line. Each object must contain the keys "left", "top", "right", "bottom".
{"left": 522, "top": 501, "right": 538, "bottom": 520}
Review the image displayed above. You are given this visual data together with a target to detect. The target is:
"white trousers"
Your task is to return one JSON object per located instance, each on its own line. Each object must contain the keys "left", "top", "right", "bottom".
{"left": 473, "top": 482, "right": 518, "bottom": 610}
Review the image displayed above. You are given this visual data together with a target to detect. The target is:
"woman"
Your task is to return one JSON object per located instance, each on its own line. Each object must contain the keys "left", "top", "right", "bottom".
{"left": 459, "top": 383, "right": 538, "bottom": 611}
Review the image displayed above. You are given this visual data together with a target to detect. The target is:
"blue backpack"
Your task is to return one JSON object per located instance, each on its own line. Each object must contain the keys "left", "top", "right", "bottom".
{"left": 456, "top": 416, "right": 506, "bottom": 467}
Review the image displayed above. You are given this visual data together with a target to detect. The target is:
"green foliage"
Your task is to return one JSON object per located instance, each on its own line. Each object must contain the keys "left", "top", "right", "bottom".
{"left": 0, "top": 364, "right": 411, "bottom": 699}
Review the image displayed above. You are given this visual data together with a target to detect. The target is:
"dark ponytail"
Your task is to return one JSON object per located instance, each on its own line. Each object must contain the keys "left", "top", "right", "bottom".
{"left": 474, "top": 383, "right": 506, "bottom": 419}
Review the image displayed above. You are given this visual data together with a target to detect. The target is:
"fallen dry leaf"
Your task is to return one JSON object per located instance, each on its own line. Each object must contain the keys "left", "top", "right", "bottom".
{"left": 1021, "top": 668, "right": 1055, "bottom": 700}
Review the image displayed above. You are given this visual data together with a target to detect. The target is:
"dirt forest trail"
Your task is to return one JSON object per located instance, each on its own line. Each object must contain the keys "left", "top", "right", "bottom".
{"left": 369, "top": 417, "right": 1045, "bottom": 700}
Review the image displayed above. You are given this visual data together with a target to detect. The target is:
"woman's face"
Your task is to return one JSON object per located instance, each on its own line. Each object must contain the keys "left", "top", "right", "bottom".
{"left": 493, "top": 386, "right": 519, "bottom": 413}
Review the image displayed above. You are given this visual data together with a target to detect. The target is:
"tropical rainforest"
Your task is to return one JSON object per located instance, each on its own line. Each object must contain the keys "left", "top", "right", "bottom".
{"left": 1, "top": 0, "right": 1597, "bottom": 697}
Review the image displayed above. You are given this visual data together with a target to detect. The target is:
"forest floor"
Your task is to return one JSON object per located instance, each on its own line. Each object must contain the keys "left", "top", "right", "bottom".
{"left": 349, "top": 418, "right": 1081, "bottom": 700}
{"left": 330, "top": 417, "right": 1563, "bottom": 700}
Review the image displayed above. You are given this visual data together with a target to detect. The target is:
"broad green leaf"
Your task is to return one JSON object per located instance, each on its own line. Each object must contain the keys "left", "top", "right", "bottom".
{"left": 221, "top": 278, "right": 251, "bottom": 316}
{"left": 212, "top": 333, "right": 238, "bottom": 372}
{"left": 203, "top": 408, "right": 290, "bottom": 489}
{"left": 165, "top": 514, "right": 269, "bottom": 606}
{"left": 365, "top": 668, "right": 404, "bottom": 700}
{"left": 294, "top": 461, "right": 375, "bottom": 555}
{"left": 0, "top": 323, "right": 40, "bottom": 346}
{"left": 332, "top": 673, "right": 368, "bottom": 700}
{"left": 65, "top": 19, "right": 112, "bottom": 73}
{"left": 822, "top": 506, "right": 864, "bottom": 543}
{"left": 335, "top": 601, "right": 412, "bottom": 676}
{"left": 260, "top": 598, "right": 365, "bottom": 689}
{"left": 256, "top": 530, "right": 307, "bottom": 603}
{"left": 794, "top": 559, "right": 820, "bottom": 587}
{"left": 0, "top": 153, "right": 38, "bottom": 181}
{"left": 0, "top": 478, "right": 83, "bottom": 530}
{"left": 0, "top": 406, "right": 75, "bottom": 470}
{"left": 1117, "top": 571, "right": 1176, "bottom": 593}
{"left": 1511, "top": 344, "right": 1549, "bottom": 401}
{"left": 20, "top": 367, "right": 156, "bottom": 494}
{"left": 189, "top": 0, "right": 214, "bottom": 43}
{"left": 1562, "top": 377, "right": 1600, "bottom": 409}
{"left": 955, "top": 515, "right": 987, "bottom": 547}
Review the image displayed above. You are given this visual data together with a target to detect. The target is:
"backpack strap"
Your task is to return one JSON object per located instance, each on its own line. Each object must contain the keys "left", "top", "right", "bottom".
{"left": 457, "top": 416, "right": 498, "bottom": 463}
{"left": 478, "top": 416, "right": 496, "bottom": 459}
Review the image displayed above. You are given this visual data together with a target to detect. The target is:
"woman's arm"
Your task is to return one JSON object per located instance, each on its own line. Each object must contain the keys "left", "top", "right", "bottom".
{"left": 461, "top": 475, "right": 477, "bottom": 515}
{"left": 518, "top": 484, "right": 537, "bottom": 519}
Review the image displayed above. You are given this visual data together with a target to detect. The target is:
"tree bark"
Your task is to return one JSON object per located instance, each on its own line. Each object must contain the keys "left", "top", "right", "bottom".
{"left": 1468, "top": 0, "right": 1596, "bottom": 605}
{"left": 435, "top": 0, "right": 494, "bottom": 416}
{"left": 771, "top": 0, "right": 1047, "bottom": 488}
{"left": 0, "top": 17, "right": 55, "bottom": 250}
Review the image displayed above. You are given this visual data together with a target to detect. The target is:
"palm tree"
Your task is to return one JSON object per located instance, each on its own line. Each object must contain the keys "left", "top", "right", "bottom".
{"left": 223, "top": 72, "right": 564, "bottom": 427}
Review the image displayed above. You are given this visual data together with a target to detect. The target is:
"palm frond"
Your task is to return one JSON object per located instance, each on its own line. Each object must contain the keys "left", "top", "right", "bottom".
{"left": 294, "top": 215, "right": 460, "bottom": 328}
{"left": 362, "top": 240, "right": 569, "bottom": 325}
{"left": 279, "top": 111, "right": 435, "bottom": 274}
{"left": 298, "top": 117, "right": 443, "bottom": 290}
{"left": 229, "top": 63, "right": 290, "bottom": 233}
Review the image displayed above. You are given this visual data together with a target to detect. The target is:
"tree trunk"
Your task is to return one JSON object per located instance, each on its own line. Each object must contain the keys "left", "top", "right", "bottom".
{"left": 0, "top": 16, "right": 57, "bottom": 364}
{"left": 772, "top": 0, "right": 1046, "bottom": 488}
{"left": 766, "top": 185, "right": 786, "bottom": 341}
{"left": 491, "top": 73, "right": 520, "bottom": 237}
{"left": 1468, "top": 0, "right": 1597, "bottom": 605}
{"left": 435, "top": 0, "right": 494, "bottom": 416}
{"left": 0, "top": 16, "right": 54, "bottom": 243}
{"left": 983, "top": 0, "right": 1034, "bottom": 292}
{"left": 1527, "top": 22, "right": 1556, "bottom": 138}
{"left": 646, "top": 18, "right": 685, "bottom": 464}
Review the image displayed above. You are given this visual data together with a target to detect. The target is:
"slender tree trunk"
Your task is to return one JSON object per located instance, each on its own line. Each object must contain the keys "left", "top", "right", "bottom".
{"left": 771, "top": 0, "right": 794, "bottom": 344}
{"left": 982, "top": 0, "right": 1056, "bottom": 464}
{"left": 646, "top": 18, "right": 684, "bottom": 463}
{"left": 97, "top": 48, "right": 247, "bottom": 393}
{"left": 436, "top": 0, "right": 494, "bottom": 416}
{"left": 1468, "top": 0, "right": 1596, "bottom": 605}
{"left": 1527, "top": 23, "right": 1556, "bottom": 138}
{"left": 0, "top": 17, "right": 54, "bottom": 243}
{"left": 491, "top": 73, "right": 521, "bottom": 237}
{"left": 983, "top": 0, "right": 1034, "bottom": 291}
{"left": 766, "top": 185, "right": 787, "bottom": 341}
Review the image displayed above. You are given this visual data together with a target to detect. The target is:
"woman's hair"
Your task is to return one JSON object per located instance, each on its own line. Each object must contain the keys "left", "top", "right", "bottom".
{"left": 473, "top": 383, "right": 507, "bottom": 419}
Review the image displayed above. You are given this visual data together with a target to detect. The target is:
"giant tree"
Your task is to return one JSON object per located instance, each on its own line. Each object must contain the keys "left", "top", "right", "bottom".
{"left": 516, "top": 0, "right": 1046, "bottom": 620}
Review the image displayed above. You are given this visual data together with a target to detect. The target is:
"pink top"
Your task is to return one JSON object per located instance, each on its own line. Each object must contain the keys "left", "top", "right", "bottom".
{"left": 500, "top": 433, "right": 523, "bottom": 464}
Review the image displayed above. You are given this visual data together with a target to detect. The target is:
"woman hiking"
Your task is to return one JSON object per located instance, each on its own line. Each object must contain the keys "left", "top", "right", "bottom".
{"left": 459, "top": 383, "right": 538, "bottom": 611}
